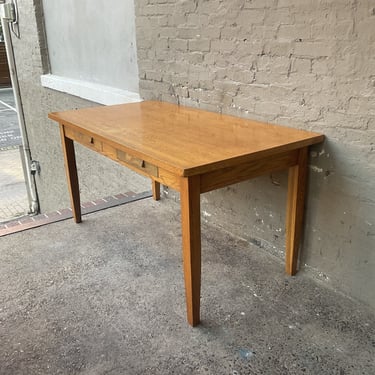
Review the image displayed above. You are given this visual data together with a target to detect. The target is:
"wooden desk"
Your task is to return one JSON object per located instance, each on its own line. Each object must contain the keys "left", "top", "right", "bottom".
{"left": 49, "top": 101, "right": 324, "bottom": 326}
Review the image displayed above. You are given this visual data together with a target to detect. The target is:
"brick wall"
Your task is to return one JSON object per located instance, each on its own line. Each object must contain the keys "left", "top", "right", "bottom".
{"left": 135, "top": 0, "right": 375, "bottom": 308}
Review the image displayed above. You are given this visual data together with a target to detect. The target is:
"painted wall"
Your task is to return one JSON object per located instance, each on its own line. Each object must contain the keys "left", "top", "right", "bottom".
{"left": 10, "top": 0, "right": 149, "bottom": 213}
{"left": 42, "top": 0, "right": 139, "bottom": 92}
{"left": 11, "top": 0, "right": 374, "bottom": 310}
{"left": 134, "top": 0, "right": 375, "bottom": 309}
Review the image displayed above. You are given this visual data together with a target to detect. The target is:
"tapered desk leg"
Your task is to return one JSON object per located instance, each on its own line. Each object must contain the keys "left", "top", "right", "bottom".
{"left": 180, "top": 175, "right": 201, "bottom": 326}
{"left": 285, "top": 147, "right": 308, "bottom": 275}
{"left": 152, "top": 180, "right": 160, "bottom": 201}
{"left": 59, "top": 124, "right": 82, "bottom": 223}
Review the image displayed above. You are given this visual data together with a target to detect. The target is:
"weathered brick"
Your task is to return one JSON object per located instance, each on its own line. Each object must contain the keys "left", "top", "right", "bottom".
{"left": 186, "top": 52, "right": 204, "bottom": 64}
{"left": 277, "top": 0, "right": 312, "bottom": 7}
{"left": 278, "top": 24, "right": 311, "bottom": 41}
{"left": 294, "top": 42, "right": 333, "bottom": 58}
{"left": 186, "top": 13, "right": 209, "bottom": 28}
{"left": 159, "top": 27, "right": 178, "bottom": 38}
{"left": 167, "top": 13, "right": 186, "bottom": 26}
{"left": 311, "top": 59, "right": 330, "bottom": 75}
{"left": 291, "top": 58, "right": 312, "bottom": 74}
{"left": 211, "top": 39, "right": 237, "bottom": 54}
{"left": 145, "top": 70, "right": 163, "bottom": 82}
{"left": 264, "top": 7, "right": 292, "bottom": 25}
{"left": 254, "top": 101, "right": 282, "bottom": 115}
{"left": 263, "top": 41, "right": 294, "bottom": 57}
{"left": 200, "top": 26, "right": 221, "bottom": 39}
{"left": 243, "top": 0, "right": 275, "bottom": 9}
{"left": 233, "top": 95, "right": 256, "bottom": 110}
{"left": 239, "top": 83, "right": 269, "bottom": 98}
{"left": 237, "top": 9, "right": 266, "bottom": 26}
{"left": 235, "top": 40, "right": 263, "bottom": 58}
{"left": 251, "top": 25, "right": 278, "bottom": 40}
{"left": 367, "top": 118, "right": 375, "bottom": 131}
{"left": 334, "top": 20, "right": 355, "bottom": 40}
{"left": 188, "top": 38, "right": 210, "bottom": 52}
{"left": 141, "top": 4, "right": 174, "bottom": 16}
{"left": 154, "top": 48, "right": 170, "bottom": 60}
{"left": 197, "top": 0, "right": 223, "bottom": 15}
{"left": 169, "top": 38, "right": 188, "bottom": 51}
{"left": 310, "top": 22, "right": 335, "bottom": 41}
{"left": 149, "top": 0, "right": 175, "bottom": 3}
{"left": 347, "top": 97, "right": 375, "bottom": 116}
{"left": 226, "top": 69, "right": 255, "bottom": 84}
{"left": 177, "top": 27, "right": 201, "bottom": 39}
{"left": 155, "top": 37, "right": 169, "bottom": 50}
{"left": 179, "top": 0, "right": 198, "bottom": 13}
{"left": 174, "top": 86, "right": 189, "bottom": 97}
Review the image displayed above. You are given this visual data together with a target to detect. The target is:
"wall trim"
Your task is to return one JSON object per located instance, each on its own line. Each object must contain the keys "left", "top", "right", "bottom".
{"left": 40, "top": 74, "right": 142, "bottom": 105}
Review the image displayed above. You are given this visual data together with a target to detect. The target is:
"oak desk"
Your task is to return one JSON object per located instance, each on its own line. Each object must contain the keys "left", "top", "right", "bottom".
{"left": 49, "top": 101, "right": 324, "bottom": 326}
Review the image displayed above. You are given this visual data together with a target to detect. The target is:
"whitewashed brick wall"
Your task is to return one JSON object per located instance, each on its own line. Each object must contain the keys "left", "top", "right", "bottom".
{"left": 135, "top": 0, "right": 375, "bottom": 309}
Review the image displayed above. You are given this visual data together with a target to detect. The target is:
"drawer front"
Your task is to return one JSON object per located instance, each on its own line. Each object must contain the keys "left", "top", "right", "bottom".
{"left": 64, "top": 127, "right": 159, "bottom": 178}
{"left": 64, "top": 128, "right": 102, "bottom": 152}
{"left": 116, "top": 149, "right": 159, "bottom": 177}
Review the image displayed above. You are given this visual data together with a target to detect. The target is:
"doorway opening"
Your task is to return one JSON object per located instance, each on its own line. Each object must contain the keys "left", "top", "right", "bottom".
{"left": 0, "top": 1, "right": 39, "bottom": 223}
{"left": 0, "top": 86, "right": 28, "bottom": 222}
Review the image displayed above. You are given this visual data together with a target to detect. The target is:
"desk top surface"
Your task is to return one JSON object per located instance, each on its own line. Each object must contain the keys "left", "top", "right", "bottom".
{"left": 49, "top": 101, "right": 324, "bottom": 176}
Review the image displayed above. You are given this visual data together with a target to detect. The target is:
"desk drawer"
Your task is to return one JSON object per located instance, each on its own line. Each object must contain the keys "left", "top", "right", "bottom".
{"left": 64, "top": 128, "right": 102, "bottom": 152}
{"left": 117, "top": 149, "right": 158, "bottom": 177}
{"left": 64, "top": 126, "right": 158, "bottom": 178}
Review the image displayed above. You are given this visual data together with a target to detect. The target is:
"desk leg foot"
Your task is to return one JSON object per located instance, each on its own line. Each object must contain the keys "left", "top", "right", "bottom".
{"left": 180, "top": 176, "right": 201, "bottom": 326}
{"left": 285, "top": 147, "right": 308, "bottom": 276}
{"left": 59, "top": 124, "right": 82, "bottom": 223}
{"left": 152, "top": 180, "right": 160, "bottom": 201}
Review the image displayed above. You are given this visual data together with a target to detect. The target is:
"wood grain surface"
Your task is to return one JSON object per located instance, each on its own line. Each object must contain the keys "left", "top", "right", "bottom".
{"left": 49, "top": 101, "right": 324, "bottom": 177}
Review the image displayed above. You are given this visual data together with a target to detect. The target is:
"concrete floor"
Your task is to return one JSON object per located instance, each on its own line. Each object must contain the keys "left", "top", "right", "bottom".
{"left": 0, "top": 198, "right": 374, "bottom": 375}
{"left": 0, "top": 148, "right": 28, "bottom": 221}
